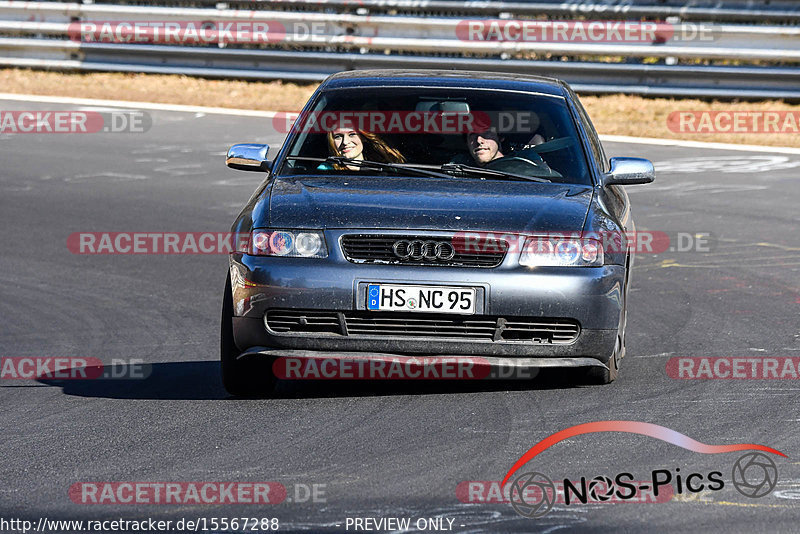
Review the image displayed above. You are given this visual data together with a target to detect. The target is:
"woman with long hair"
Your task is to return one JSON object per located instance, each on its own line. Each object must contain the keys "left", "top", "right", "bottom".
{"left": 324, "top": 126, "right": 405, "bottom": 170}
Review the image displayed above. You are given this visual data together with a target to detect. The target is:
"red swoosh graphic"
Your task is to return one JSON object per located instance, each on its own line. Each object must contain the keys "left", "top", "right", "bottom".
{"left": 501, "top": 420, "right": 786, "bottom": 486}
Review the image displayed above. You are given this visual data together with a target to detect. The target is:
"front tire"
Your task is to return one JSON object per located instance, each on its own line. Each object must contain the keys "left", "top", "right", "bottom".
{"left": 220, "top": 275, "right": 275, "bottom": 397}
{"left": 581, "top": 263, "right": 630, "bottom": 385}
{"left": 580, "top": 334, "right": 622, "bottom": 385}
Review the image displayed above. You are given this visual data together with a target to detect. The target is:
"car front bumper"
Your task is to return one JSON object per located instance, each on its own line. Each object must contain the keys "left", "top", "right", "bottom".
{"left": 228, "top": 239, "right": 625, "bottom": 364}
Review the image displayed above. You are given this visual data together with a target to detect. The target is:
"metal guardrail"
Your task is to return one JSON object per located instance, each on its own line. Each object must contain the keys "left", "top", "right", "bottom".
{"left": 2, "top": 1, "right": 800, "bottom": 99}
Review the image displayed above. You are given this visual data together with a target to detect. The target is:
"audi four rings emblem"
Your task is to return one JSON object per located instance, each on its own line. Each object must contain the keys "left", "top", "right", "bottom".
{"left": 392, "top": 240, "right": 456, "bottom": 261}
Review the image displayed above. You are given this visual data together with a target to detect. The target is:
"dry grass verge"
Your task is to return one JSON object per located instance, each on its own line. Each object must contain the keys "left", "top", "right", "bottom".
{"left": 2, "top": 69, "right": 800, "bottom": 148}
{"left": 581, "top": 94, "right": 800, "bottom": 148}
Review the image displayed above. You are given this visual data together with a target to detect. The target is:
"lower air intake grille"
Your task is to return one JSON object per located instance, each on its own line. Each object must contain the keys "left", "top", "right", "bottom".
{"left": 265, "top": 310, "right": 341, "bottom": 335}
{"left": 265, "top": 310, "right": 579, "bottom": 344}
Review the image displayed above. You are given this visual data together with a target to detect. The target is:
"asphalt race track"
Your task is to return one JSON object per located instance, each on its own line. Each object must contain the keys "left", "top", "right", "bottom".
{"left": 1, "top": 99, "right": 799, "bottom": 533}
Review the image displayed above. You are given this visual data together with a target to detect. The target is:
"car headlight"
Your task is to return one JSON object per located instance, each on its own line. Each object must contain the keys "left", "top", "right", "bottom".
{"left": 248, "top": 229, "right": 327, "bottom": 258}
{"left": 519, "top": 237, "right": 603, "bottom": 267}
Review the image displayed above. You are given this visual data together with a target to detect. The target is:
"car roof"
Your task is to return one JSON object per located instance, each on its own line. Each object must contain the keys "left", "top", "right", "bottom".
{"left": 320, "top": 69, "right": 568, "bottom": 97}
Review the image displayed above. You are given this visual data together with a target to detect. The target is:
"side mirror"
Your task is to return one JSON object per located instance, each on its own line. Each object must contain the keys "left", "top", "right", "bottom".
{"left": 603, "top": 157, "right": 655, "bottom": 186}
{"left": 226, "top": 144, "right": 272, "bottom": 172}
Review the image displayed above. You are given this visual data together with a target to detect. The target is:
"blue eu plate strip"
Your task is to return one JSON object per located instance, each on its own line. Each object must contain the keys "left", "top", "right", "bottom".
{"left": 367, "top": 284, "right": 380, "bottom": 310}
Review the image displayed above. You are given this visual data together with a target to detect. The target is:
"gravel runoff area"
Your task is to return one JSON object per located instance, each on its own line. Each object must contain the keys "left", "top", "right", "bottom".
{"left": 3, "top": 68, "right": 800, "bottom": 148}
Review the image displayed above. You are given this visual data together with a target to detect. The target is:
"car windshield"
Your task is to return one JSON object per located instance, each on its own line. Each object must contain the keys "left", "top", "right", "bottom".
{"left": 277, "top": 87, "right": 592, "bottom": 185}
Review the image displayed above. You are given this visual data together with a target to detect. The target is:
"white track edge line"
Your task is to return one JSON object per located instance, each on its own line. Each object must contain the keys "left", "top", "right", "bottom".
{"left": 0, "top": 92, "right": 281, "bottom": 117}
{"left": 599, "top": 134, "right": 800, "bottom": 155}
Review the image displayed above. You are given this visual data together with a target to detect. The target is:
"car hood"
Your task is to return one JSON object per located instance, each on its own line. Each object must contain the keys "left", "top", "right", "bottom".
{"left": 266, "top": 175, "right": 593, "bottom": 232}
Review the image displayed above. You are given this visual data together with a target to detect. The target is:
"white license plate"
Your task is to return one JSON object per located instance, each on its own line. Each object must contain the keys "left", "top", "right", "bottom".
{"left": 366, "top": 284, "right": 476, "bottom": 314}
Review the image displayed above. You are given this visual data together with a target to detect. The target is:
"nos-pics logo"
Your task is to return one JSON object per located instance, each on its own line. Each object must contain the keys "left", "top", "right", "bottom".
{"left": 502, "top": 421, "right": 784, "bottom": 519}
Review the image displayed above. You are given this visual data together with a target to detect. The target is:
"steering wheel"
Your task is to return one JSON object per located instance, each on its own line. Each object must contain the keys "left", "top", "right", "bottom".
{"left": 486, "top": 153, "right": 561, "bottom": 179}
{"left": 487, "top": 156, "right": 545, "bottom": 172}
{"left": 529, "top": 137, "right": 574, "bottom": 153}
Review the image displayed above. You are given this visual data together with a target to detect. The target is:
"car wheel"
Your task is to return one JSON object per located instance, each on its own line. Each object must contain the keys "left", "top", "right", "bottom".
{"left": 220, "top": 275, "right": 276, "bottom": 397}
{"left": 580, "top": 335, "right": 621, "bottom": 385}
{"left": 582, "top": 270, "right": 629, "bottom": 385}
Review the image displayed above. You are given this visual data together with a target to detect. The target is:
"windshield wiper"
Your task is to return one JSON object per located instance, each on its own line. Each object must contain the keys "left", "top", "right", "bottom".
{"left": 285, "top": 156, "right": 453, "bottom": 180}
{"left": 439, "top": 163, "right": 552, "bottom": 183}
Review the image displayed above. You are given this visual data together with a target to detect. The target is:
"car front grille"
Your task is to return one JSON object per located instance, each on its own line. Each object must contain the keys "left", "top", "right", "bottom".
{"left": 265, "top": 309, "right": 579, "bottom": 344}
{"left": 340, "top": 234, "right": 506, "bottom": 268}
{"left": 265, "top": 309, "right": 342, "bottom": 335}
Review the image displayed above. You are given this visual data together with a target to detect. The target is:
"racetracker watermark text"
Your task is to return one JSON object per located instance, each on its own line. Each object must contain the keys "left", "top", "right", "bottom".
{"left": 455, "top": 20, "right": 713, "bottom": 43}
{"left": 273, "top": 110, "right": 548, "bottom": 134}
{"left": 0, "top": 111, "right": 150, "bottom": 134}
{"left": 69, "top": 482, "right": 326, "bottom": 505}
{"left": 667, "top": 357, "right": 800, "bottom": 379}
{"left": 67, "top": 232, "right": 250, "bottom": 254}
{"left": 0, "top": 357, "right": 150, "bottom": 380}
{"left": 452, "top": 231, "right": 713, "bottom": 254}
{"left": 668, "top": 111, "right": 800, "bottom": 134}
{"left": 456, "top": 479, "right": 672, "bottom": 504}
{"left": 66, "top": 231, "right": 714, "bottom": 255}
{"left": 273, "top": 355, "right": 539, "bottom": 380}
{"left": 70, "top": 21, "right": 287, "bottom": 44}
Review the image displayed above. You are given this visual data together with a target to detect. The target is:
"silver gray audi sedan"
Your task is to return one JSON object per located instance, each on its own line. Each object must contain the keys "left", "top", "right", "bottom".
{"left": 221, "top": 69, "right": 654, "bottom": 396}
